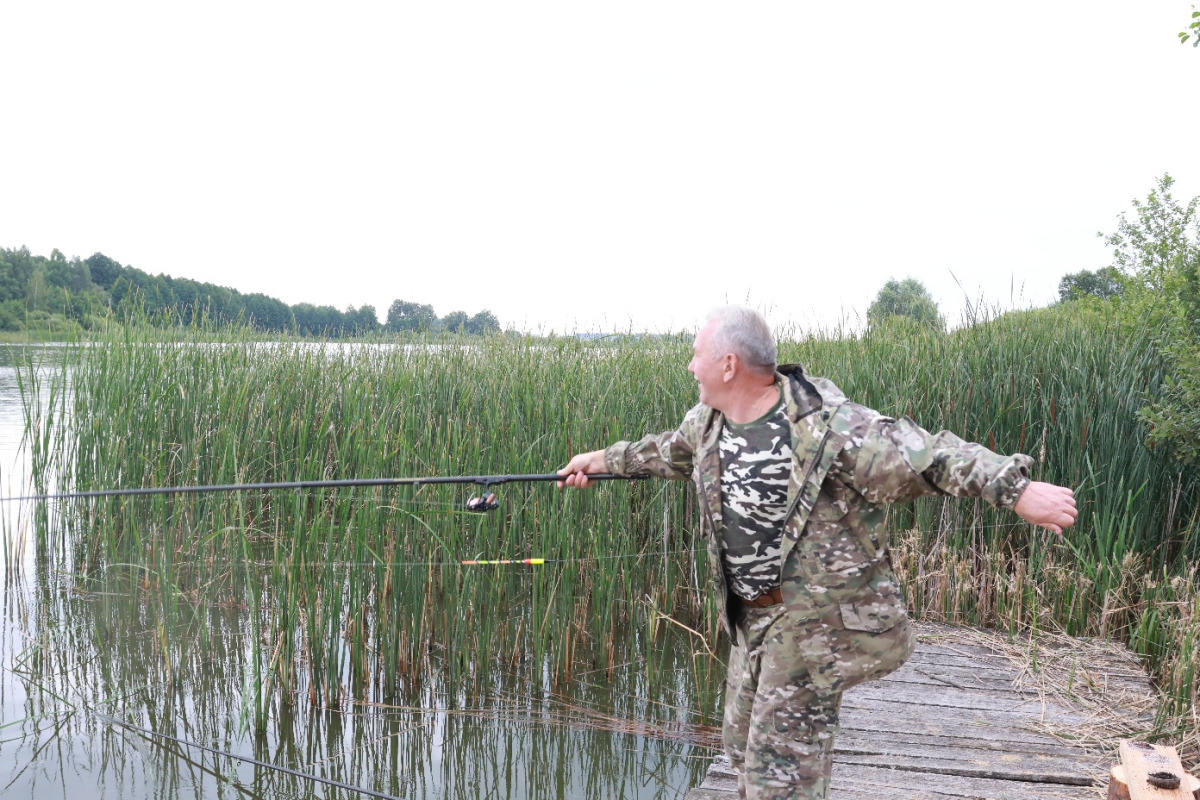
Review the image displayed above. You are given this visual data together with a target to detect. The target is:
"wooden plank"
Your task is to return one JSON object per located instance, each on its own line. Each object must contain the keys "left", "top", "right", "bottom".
{"left": 836, "top": 728, "right": 1097, "bottom": 759}
{"left": 697, "top": 756, "right": 737, "bottom": 792}
{"left": 901, "top": 642, "right": 1150, "bottom": 687}
{"left": 885, "top": 665, "right": 1030, "bottom": 688}
{"left": 829, "top": 762, "right": 1097, "bottom": 799}
{"left": 688, "top": 791, "right": 738, "bottom": 800}
{"left": 838, "top": 716, "right": 1091, "bottom": 749}
{"left": 844, "top": 681, "right": 1076, "bottom": 714}
{"left": 888, "top": 653, "right": 1149, "bottom": 696}
{"left": 834, "top": 738, "right": 1101, "bottom": 783}
{"left": 833, "top": 750, "right": 1098, "bottom": 785}
{"left": 906, "top": 636, "right": 1153, "bottom": 695}
{"left": 694, "top": 757, "right": 1099, "bottom": 799}
{"left": 840, "top": 693, "right": 1094, "bottom": 726}
{"left": 883, "top": 668, "right": 1153, "bottom": 700}
{"left": 841, "top": 723, "right": 1086, "bottom": 751}
{"left": 882, "top": 666, "right": 1030, "bottom": 693}
{"left": 1118, "top": 741, "right": 1191, "bottom": 800}
{"left": 896, "top": 651, "right": 1023, "bottom": 674}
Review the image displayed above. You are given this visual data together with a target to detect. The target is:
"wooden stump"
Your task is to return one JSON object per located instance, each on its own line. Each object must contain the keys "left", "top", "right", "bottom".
{"left": 1107, "top": 743, "right": 1200, "bottom": 800}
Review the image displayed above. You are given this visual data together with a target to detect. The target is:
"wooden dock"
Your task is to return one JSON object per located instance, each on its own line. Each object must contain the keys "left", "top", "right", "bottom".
{"left": 687, "top": 623, "right": 1161, "bottom": 799}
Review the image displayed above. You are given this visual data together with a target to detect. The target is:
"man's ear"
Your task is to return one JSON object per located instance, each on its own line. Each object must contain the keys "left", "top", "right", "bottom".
{"left": 722, "top": 354, "right": 737, "bottom": 383}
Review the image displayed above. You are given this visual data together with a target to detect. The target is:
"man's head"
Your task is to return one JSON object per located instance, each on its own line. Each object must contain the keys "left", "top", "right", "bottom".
{"left": 688, "top": 306, "right": 777, "bottom": 409}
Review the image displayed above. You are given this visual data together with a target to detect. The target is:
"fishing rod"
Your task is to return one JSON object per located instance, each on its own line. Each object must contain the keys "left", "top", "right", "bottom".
{"left": 96, "top": 712, "right": 404, "bottom": 800}
{"left": 1, "top": 472, "right": 647, "bottom": 513}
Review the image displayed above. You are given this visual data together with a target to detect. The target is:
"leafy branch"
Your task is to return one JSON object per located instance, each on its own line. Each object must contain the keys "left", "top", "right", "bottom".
{"left": 1181, "top": 5, "right": 1200, "bottom": 47}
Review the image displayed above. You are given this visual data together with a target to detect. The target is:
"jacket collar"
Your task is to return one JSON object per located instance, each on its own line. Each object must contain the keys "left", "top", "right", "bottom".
{"left": 696, "top": 363, "right": 843, "bottom": 446}
{"left": 777, "top": 363, "right": 822, "bottom": 422}
{"left": 777, "top": 363, "right": 847, "bottom": 423}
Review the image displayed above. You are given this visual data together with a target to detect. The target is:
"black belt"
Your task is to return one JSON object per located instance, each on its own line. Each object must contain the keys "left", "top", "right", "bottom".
{"left": 739, "top": 586, "right": 783, "bottom": 608}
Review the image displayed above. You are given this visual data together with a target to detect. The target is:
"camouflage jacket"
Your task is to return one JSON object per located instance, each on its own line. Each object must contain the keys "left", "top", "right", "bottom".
{"left": 603, "top": 363, "right": 1032, "bottom": 694}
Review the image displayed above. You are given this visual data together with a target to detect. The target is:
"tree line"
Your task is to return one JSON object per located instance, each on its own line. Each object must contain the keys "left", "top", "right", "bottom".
{"left": 0, "top": 248, "right": 500, "bottom": 337}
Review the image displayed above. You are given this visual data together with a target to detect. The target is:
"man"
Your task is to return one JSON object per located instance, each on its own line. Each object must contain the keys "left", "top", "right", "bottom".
{"left": 558, "top": 306, "right": 1077, "bottom": 800}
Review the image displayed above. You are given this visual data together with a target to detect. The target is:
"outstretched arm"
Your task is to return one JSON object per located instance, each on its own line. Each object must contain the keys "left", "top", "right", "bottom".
{"left": 847, "top": 411, "right": 1077, "bottom": 534}
{"left": 558, "top": 406, "right": 705, "bottom": 490}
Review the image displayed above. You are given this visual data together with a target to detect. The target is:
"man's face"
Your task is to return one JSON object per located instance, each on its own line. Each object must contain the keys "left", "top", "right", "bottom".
{"left": 688, "top": 321, "right": 728, "bottom": 407}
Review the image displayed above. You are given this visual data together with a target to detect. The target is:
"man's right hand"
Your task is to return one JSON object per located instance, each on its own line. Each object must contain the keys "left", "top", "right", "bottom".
{"left": 557, "top": 449, "right": 607, "bottom": 489}
{"left": 1013, "top": 481, "right": 1078, "bottom": 535}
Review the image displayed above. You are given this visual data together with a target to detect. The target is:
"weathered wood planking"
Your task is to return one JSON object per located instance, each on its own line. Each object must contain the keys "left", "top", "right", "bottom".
{"left": 687, "top": 624, "right": 1162, "bottom": 799}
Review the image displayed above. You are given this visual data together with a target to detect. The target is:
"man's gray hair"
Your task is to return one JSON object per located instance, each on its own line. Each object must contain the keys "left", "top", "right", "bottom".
{"left": 704, "top": 305, "right": 777, "bottom": 375}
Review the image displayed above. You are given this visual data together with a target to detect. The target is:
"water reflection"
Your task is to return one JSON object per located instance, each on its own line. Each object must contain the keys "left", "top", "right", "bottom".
{"left": 0, "top": 344, "right": 724, "bottom": 799}
{"left": 5, "top": 567, "right": 720, "bottom": 798}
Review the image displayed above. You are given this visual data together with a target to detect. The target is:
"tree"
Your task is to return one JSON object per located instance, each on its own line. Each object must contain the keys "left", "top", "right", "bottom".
{"left": 66, "top": 258, "right": 92, "bottom": 294}
{"left": 85, "top": 252, "right": 123, "bottom": 290}
{"left": 243, "top": 293, "right": 292, "bottom": 331}
{"left": 348, "top": 304, "right": 379, "bottom": 335}
{"left": 292, "top": 303, "right": 341, "bottom": 336}
{"left": 1181, "top": 5, "right": 1199, "bottom": 47}
{"left": 867, "top": 278, "right": 944, "bottom": 331}
{"left": 1057, "top": 267, "right": 1124, "bottom": 301}
{"left": 441, "top": 310, "right": 469, "bottom": 333}
{"left": 386, "top": 299, "right": 437, "bottom": 333}
{"left": 1101, "top": 174, "right": 1199, "bottom": 293}
{"left": 26, "top": 268, "right": 48, "bottom": 312}
{"left": 0, "top": 300, "right": 22, "bottom": 331}
{"left": 44, "top": 249, "right": 73, "bottom": 289}
{"left": 466, "top": 310, "right": 500, "bottom": 335}
{"left": 0, "top": 253, "right": 23, "bottom": 302}
{"left": 1102, "top": 175, "right": 1200, "bottom": 462}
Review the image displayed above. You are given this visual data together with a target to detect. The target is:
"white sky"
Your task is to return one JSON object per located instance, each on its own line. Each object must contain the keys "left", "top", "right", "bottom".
{"left": 1, "top": 2, "right": 1197, "bottom": 334}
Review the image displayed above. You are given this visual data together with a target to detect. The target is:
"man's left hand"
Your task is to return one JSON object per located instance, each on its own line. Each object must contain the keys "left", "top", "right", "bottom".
{"left": 1013, "top": 481, "right": 1077, "bottom": 535}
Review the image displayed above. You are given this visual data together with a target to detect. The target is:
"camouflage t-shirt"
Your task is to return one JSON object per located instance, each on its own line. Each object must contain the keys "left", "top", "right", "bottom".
{"left": 719, "top": 390, "right": 792, "bottom": 600}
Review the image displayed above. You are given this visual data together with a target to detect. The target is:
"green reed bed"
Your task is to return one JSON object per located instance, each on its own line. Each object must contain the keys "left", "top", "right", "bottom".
{"left": 24, "top": 329, "right": 710, "bottom": 731}
{"left": 20, "top": 306, "right": 1200, "bottom": 761}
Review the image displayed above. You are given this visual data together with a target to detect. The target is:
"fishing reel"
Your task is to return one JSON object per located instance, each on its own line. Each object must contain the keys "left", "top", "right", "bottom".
{"left": 465, "top": 491, "right": 499, "bottom": 513}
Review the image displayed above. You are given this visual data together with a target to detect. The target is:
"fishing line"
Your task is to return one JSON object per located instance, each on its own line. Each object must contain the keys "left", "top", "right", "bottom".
{"left": 52, "top": 549, "right": 710, "bottom": 580}
{"left": 416, "top": 548, "right": 707, "bottom": 567}
{"left": 95, "top": 712, "right": 405, "bottom": 800}
{"left": 46, "top": 517, "right": 1076, "bottom": 577}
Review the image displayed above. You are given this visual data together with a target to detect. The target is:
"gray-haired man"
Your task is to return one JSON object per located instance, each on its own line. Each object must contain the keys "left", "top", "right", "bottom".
{"left": 559, "top": 305, "right": 1076, "bottom": 800}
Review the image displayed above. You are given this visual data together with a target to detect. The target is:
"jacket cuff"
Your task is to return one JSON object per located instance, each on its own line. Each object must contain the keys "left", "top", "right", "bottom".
{"left": 985, "top": 454, "right": 1034, "bottom": 509}
{"left": 604, "top": 441, "right": 634, "bottom": 475}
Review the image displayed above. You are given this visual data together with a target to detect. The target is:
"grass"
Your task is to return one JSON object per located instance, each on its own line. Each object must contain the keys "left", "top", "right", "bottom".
{"left": 15, "top": 302, "right": 1200, "bottom": 770}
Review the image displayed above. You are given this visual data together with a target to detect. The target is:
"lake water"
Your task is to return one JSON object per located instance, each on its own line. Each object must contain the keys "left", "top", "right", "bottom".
{"left": 0, "top": 343, "right": 721, "bottom": 799}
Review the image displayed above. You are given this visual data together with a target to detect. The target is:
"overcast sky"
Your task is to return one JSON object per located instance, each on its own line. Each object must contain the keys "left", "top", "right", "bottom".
{"left": 1, "top": 2, "right": 1197, "bottom": 334}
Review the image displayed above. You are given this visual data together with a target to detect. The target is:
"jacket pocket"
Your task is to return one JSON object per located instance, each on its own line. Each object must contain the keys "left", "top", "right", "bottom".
{"left": 827, "top": 581, "right": 915, "bottom": 691}
{"left": 838, "top": 584, "right": 906, "bottom": 632}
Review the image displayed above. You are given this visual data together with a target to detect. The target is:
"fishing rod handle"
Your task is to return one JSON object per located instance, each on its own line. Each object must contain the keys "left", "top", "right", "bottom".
{"left": 483, "top": 473, "right": 647, "bottom": 485}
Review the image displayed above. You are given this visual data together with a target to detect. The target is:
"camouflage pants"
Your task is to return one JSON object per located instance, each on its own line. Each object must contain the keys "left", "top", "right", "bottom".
{"left": 723, "top": 604, "right": 842, "bottom": 800}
